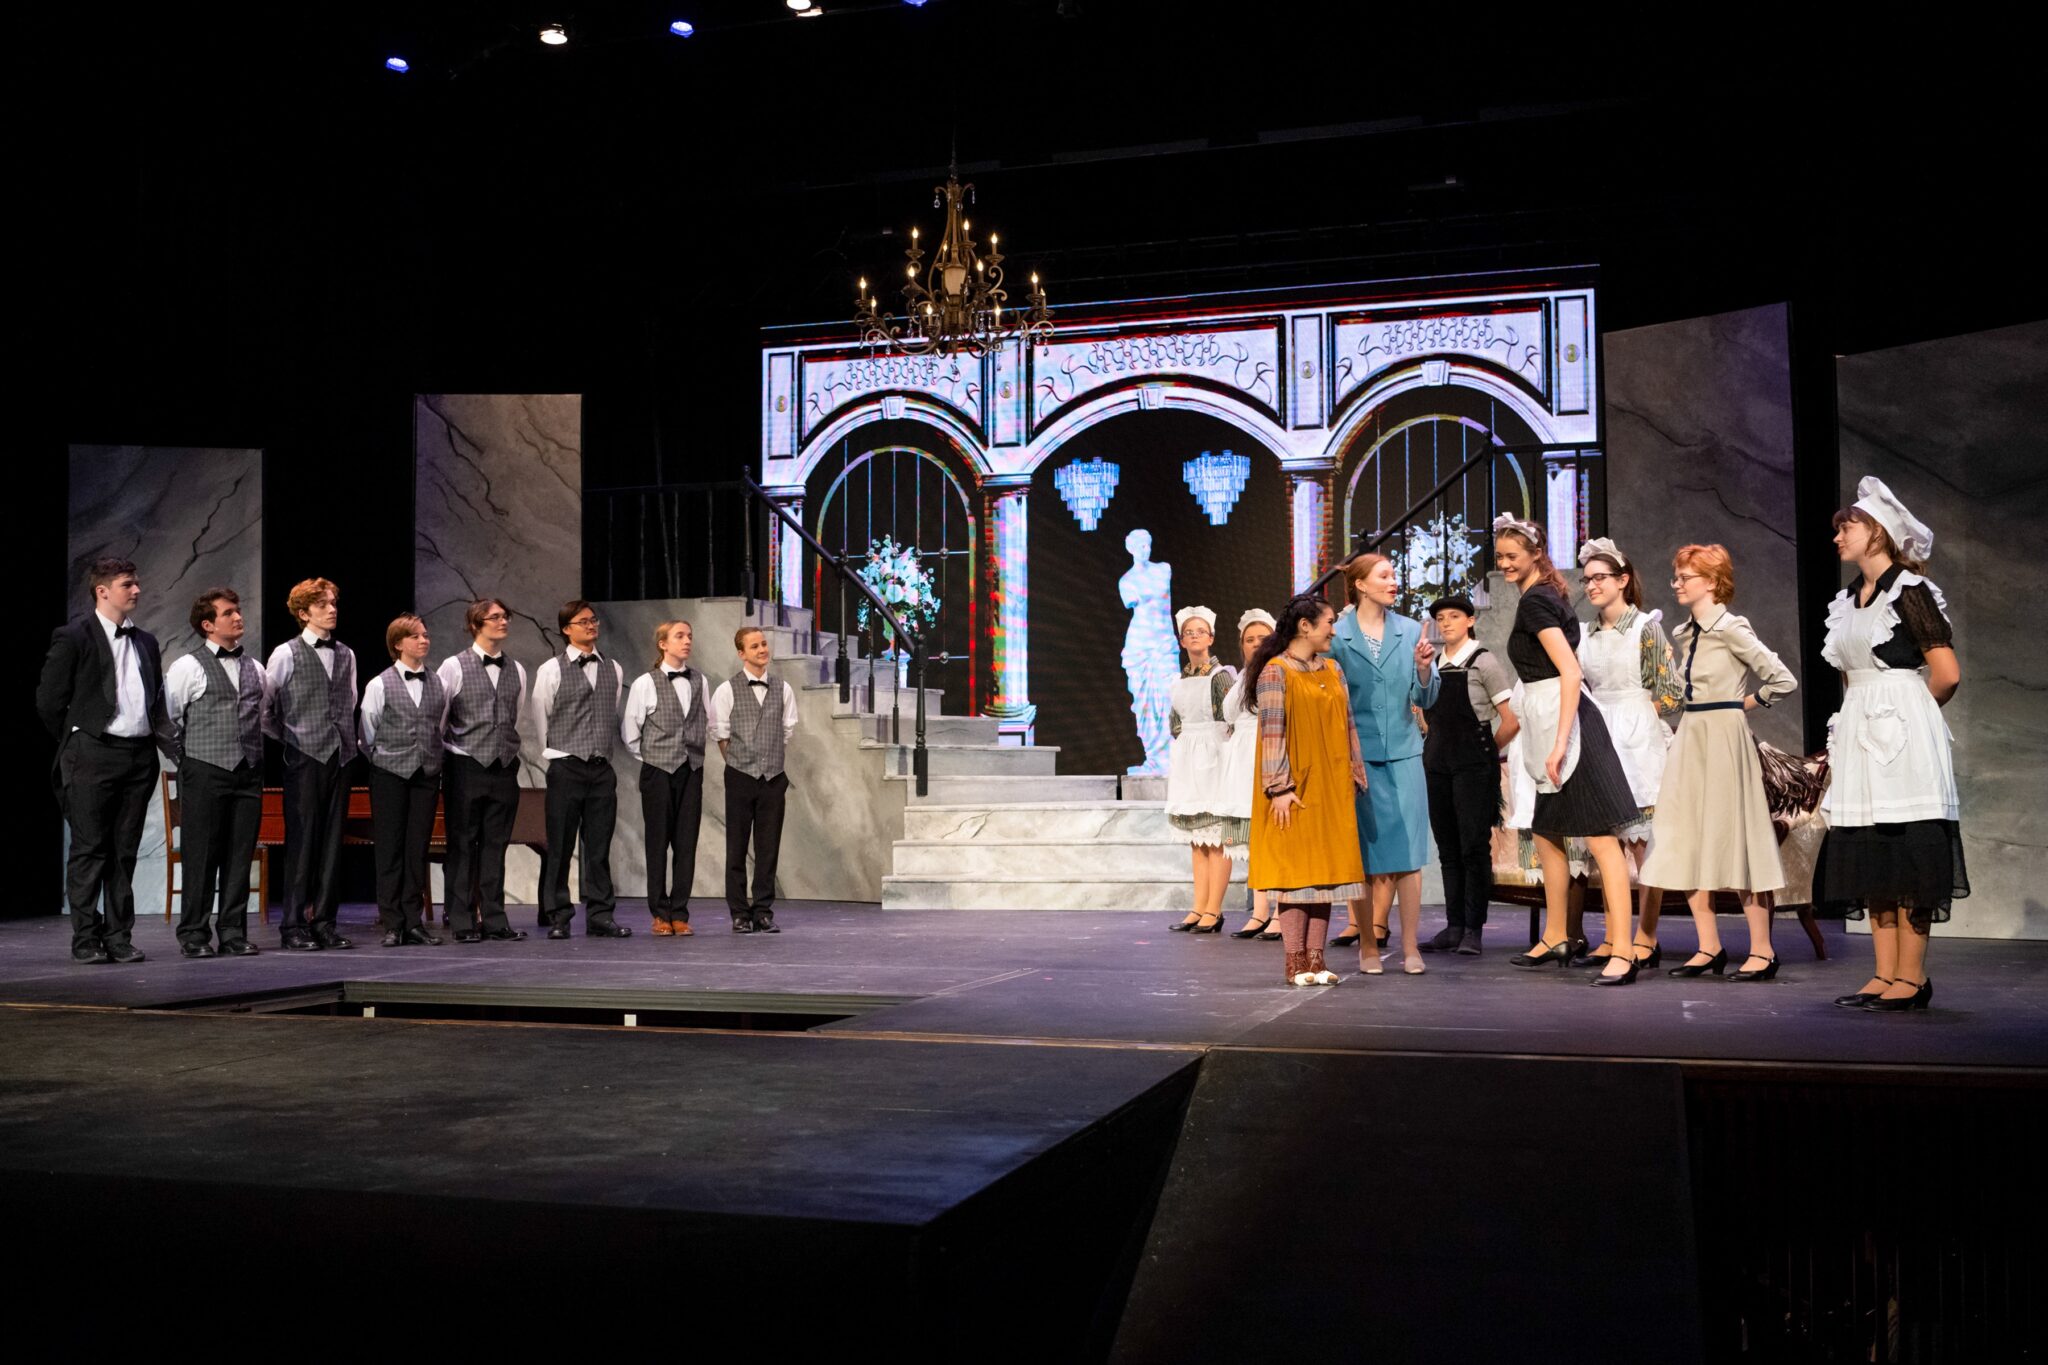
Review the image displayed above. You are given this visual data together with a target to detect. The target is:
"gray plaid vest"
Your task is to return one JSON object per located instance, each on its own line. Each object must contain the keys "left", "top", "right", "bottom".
{"left": 446, "top": 649, "right": 524, "bottom": 768}
{"left": 546, "top": 653, "right": 620, "bottom": 760}
{"left": 279, "top": 636, "right": 357, "bottom": 763}
{"left": 367, "top": 664, "right": 446, "bottom": 778}
{"left": 181, "top": 646, "right": 264, "bottom": 771}
{"left": 724, "top": 670, "right": 787, "bottom": 779}
{"left": 639, "top": 667, "right": 708, "bottom": 773}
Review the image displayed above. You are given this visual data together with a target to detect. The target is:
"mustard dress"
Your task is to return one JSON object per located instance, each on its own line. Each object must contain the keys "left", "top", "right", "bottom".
{"left": 1248, "top": 655, "right": 1368, "bottom": 902}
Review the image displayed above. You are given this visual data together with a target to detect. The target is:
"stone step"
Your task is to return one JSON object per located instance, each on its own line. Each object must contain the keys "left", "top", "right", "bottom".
{"left": 893, "top": 773, "right": 1123, "bottom": 805}
{"left": 902, "top": 802, "right": 1176, "bottom": 842}
{"left": 850, "top": 713, "right": 1003, "bottom": 746}
{"left": 880, "top": 875, "right": 1242, "bottom": 912}
{"left": 695, "top": 597, "right": 816, "bottom": 635}
{"left": 891, "top": 838, "right": 1219, "bottom": 880}
{"left": 1120, "top": 776, "right": 1168, "bottom": 801}
{"left": 862, "top": 742, "right": 1059, "bottom": 778}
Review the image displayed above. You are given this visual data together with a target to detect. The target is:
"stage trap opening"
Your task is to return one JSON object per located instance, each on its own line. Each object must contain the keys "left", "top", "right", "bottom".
{"left": 161, "top": 982, "right": 918, "bottom": 1032}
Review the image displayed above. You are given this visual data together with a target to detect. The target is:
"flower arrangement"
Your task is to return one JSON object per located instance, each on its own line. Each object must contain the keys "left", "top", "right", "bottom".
{"left": 1397, "top": 512, "right": 1481, "bottom": 617}
{"left": 854, "top": 536, "right": 940, "bottom": 656}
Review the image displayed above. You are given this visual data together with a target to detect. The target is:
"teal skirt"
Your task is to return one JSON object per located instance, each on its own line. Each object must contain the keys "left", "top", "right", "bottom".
{"left": 1358, "top": 755, "right": 1431, "bottom": 875}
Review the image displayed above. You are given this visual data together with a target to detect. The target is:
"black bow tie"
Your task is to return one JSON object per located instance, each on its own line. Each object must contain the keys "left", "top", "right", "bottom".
{"left": 114, "top": 623, "right": 136, "bottom": 639}
{"left": 665, "top": 669, "right": 689, "bottom": 682}
{"left": 572, "top": 653, "right": 600, "bottom": 668}
{"left": 217, "top": 647, "right": 243, "bottom": 660}
{"left": 483, "top": 655, "right": 508, "bottom": 670}
{"left": 402, "top": 669, "right": 426, "bottom": 682}
{"left": 312, "top": 637, "right": 336, "bottom": 650}
{"left": 747, "top": 678, "right": 769, "bottom": 688}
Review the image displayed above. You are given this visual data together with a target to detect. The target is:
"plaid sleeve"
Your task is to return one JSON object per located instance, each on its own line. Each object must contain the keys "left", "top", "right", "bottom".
{"left": 1257, "top": 662, "right": 1291, "bottom": 794}
{"left": 1643, "top": 617, "right": 1684, "bottom": 716}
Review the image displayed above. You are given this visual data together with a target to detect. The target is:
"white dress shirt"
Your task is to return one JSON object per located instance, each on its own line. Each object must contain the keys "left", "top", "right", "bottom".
{"left": 359, "top": 661, "right": 445, "bottom": 751}
{"left": 708, "top": 664, "right": 799, "bottom": 743}
{"left": 165, "top": 640, "right": 264, "bottom": 733}
{"left": 621, "top": 665, "right": 698, "bottom": 759}
{"left": 530, "top": 647, "right": 625, "bottom": 760}
{"left": 436, "top": 643, "right": 529, "bottom": 758}
{"left": 96, "top": 609, "right": 153, "bottom": 738}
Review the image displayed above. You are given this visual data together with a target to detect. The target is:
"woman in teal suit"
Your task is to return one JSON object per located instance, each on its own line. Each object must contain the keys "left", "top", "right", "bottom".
{"left": 1329, "top": 553, "right": 1440, "bottom": 974}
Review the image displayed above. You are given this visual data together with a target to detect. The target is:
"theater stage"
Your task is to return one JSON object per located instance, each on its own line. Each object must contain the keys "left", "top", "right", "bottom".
{"left": 3, "top": 904, "right": 2042, "bottom": 1360}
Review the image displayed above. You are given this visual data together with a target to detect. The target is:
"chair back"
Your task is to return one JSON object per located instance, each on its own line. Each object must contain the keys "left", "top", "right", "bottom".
{"left": 161, "top": 771, "right": 182, "bottom": 857}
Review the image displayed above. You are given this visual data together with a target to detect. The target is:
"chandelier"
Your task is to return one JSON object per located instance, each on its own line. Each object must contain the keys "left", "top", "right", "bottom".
{"left": 855, "top": 173, "right": 1052, "bottom": 357}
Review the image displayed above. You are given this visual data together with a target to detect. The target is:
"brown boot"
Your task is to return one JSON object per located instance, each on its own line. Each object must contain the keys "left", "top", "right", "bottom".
{"left": 1283, "top": 950, "right": 1309, "bottom": 986}
{"left": 1306, "top": 948, "right": 1336, "bottom": 985}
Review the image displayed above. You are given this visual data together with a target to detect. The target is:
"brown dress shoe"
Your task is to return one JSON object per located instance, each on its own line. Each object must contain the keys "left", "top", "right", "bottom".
{"left": 672, "top": 920, "right": 694, "bottom": 935}
{"left": 651, "top": 919, "right": 674, "bottom": 937}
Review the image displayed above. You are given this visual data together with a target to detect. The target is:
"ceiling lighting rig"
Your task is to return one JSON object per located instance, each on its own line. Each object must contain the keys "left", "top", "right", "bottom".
{"left": 855, "top": 172, "right": 1052, "bottom": 358}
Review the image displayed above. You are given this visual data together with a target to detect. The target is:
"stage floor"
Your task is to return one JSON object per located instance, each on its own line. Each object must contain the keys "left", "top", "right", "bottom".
{"left": 3, "top": 901, "right": 2043, "bottom": 1070}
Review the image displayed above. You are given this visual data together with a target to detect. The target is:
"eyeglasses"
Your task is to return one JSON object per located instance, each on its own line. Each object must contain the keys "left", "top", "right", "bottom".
{"left": 1582, "top": 572, "right": 1619, "bottom": 585}
{"left": 567, "top": 616, "right": 600, "bottom": 628}
{"left": 480, "top": 611, "right": 509, "bottom": 623}
{"left": 1669, "top": 573, "right": 1706, "bottom": 586}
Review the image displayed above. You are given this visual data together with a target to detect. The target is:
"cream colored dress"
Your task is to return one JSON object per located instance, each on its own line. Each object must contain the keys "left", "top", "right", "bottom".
{"left": 1637, "top": 612, "right": 1797, "bottom": 893}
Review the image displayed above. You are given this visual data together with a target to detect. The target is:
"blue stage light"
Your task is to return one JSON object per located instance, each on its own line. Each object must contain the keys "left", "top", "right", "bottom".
{"left": 384, "top": 56, "right": 410, "bottom": 73}
{"left": 904, "top": 0, "right": 930, "bottom": 7}
{"left": 669, "top": 20, "right": 695, "bottom": 36}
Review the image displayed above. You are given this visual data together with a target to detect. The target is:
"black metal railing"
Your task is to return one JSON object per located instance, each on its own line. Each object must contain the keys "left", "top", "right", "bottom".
{"left": 1310, "top": 442, "right": 1603, "bottom": 605}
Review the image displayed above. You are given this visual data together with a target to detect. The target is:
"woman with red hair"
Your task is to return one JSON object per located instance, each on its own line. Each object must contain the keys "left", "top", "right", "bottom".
{"left": 1639, "top": 544, "right": 1799, "bottom": 980}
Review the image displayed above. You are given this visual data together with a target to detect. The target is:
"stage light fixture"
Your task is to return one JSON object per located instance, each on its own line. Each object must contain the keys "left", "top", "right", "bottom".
{"left": 669, "top": 19, "right": 695, "bottom": 36}
{"left": 384, "top": 56, "right": 410, "bottom": 73}
{"left": 539, "top": 23, "right": 569, "bottom": 45}
{"left": 797, "top": 5, "right": 824, "bottom": 13}
{"left": 786, "top": 0, "right": 812, "bottom": 9}
{"left": 903, "top": 0, "right": 930, "bottom": 7}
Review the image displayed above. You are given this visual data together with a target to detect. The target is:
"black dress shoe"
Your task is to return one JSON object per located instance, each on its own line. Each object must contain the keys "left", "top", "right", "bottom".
{"left": 546, "top": 925, "right": 571, "bottom": 940}
{"left": 284, "top": 935, "right": 323, "bottom": 952}
{"left": 483, "top": 927, "right": 528, "bottom": 942}
{"left": 1420, "top": 926, "right": 1464, "bottom": 953}
{"left": 218, "top": 939, "right": 261, "bottom": 956}
{"left": 1454, "top": 928, "right": 1483, "bottom": 955}
{"left": 754, "top": 917, "right": 780, "bottom": 934}
{"left": 402, "top": 927, "right": 443, "bottom": 946}
{"left": 72, "top": 946, "right": 111, "bottom": 965}
{"left": 381, "top": 930, "right": 406, "bottom": 947}
{"left": 731, "top": 919, "right": 756, "bottom": 933}
{"left": 454, "top": 929, "right": 484, "bottom": 944}
{"left": 180, "top": 942, "right": 217, "bottom": 959}
{"left": 313, "top": 929, "right": 354, "bottom": 950}
{"left": 108, "top": 944, "right": 147, "bottom": 964}
{"left": 587, "top": 921, "right": 633, "bottom": 938}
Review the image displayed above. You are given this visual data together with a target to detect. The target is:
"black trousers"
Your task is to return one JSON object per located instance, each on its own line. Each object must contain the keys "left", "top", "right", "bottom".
{"left": 279, "top": 745, "right": 348, "bottom": 940}
{"left": 369, "top": 763, "right": 439, "bottom": 932}
{"left": 444, "top": 755, "right": 519, "bottom": 934}
{"left": 176, "top": 758, "right": 261, "bottom": 947}
{"left": 724, "top": 768, "right": 788, "bottom": 924}
{"left": 59, "top": 732, "right": 157, "bottom": 952}
{"left": 640, "top": 760, "right": 703, "bottom": 922}
{"left": 541, "top": 756, "right": 618, "bottom": 927}
{"left": 1427, "top": 765, "right": 1499, "bottom": 930}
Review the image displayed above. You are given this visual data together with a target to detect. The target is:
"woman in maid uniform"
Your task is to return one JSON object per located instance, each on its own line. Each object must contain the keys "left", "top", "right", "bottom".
{"left": 1815, "top": 477, "right": 1965, "bottom": 1012}
{"left": 1491, "top": 515, "right": 1648, "bottom": 985}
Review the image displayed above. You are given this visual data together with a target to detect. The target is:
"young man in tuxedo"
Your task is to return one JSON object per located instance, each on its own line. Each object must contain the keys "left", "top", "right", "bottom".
{"left": 359, "top": 613, "right": 448, "bottom": 947}
{"left": 163, "top": 587, "right": 268, "bottom": 957}
{"left": 623, "top": 619, "right": 711, "bottom": 936}
{"left": 436, "top": 598, "right": 530, "bottom": 944}
{"left": 36, "top": 555, "right": 169, "bottom": 964}
{"left": 531, "top": 599, "right": 630, "bottom": 939}
{"left": 709, "top": 625, "right": 798, "bottom": 933}
{"left": 263, "top": 576, "right": 359, "bottom": 951}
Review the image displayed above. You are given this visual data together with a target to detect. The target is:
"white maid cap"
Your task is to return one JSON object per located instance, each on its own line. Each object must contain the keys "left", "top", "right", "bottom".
{"left": 1491, "top": 511, "right": 1543, "bottom": 543}
{"left": 1236, "top": 607, "right": 1277, "bottom": 634}
{"left": 1174, "top": 605, "right": 1218, "bottom": 634}
{"left": 1578, "top": 536, "right": 1627, "bottom": 569}
{"left": 1852, "top": 475, "right": 1934, "bottom": 561}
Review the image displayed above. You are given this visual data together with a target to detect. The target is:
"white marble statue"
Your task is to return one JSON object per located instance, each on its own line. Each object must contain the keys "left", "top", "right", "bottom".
{"left": 1118, "top": 528, "right": 1179, "bottom": 774}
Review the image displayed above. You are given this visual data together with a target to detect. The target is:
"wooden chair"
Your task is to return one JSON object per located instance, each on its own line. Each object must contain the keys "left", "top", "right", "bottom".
{"left": 161, "top": 771, "right": 270, "bottom": 923}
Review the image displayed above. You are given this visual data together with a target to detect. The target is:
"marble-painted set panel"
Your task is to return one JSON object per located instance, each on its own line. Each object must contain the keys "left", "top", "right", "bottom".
{"left": 1837, "top": 320, "right": 2048, "bottom": 940}
{"left": 414, "top": 394, "right": 582, "bottom": 903}
{"left": 63, "top": 446, "right": 264, "bottom": 917}
{"left": 1603, "top": 304, "right": 1804, "bottom": 753}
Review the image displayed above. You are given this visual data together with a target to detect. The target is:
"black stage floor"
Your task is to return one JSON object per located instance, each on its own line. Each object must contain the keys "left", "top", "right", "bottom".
{"left": 5, "top": 903, "right": 2043, "bottom": 1358}
{"left": 3, "top": 900, "right": 2043, "bottom": 1068}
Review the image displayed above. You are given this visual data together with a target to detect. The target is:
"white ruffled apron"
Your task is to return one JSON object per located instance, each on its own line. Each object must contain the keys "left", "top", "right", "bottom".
{"left": 1515, "top": 675, "right": 1584, "bottom": 796}
{"left": 1825, "top": 666, "right": 1958, "bottom": 827}
{"left": 1578, "top": 613, "right": 1670, "bottom": 809}
{"left": 1165, "top": 671, "right": 1232, "bottom": 819}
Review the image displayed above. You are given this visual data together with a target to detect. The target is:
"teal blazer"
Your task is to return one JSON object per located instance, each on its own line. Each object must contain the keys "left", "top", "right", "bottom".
{"left": 1329, "top": 607, "right": 1441, "bottom": 763}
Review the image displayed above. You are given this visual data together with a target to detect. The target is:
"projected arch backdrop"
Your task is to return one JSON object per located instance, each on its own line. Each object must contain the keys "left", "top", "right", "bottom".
{"left": 760, "top": 275, "right": 1600, "bottom": 768}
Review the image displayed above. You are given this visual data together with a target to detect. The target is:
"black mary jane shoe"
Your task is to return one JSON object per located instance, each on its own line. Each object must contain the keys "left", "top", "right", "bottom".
{"left": 1188, "top": 914, "right": 1223, "bottom": 935}
{"left": 1569, "top": 944, "right": 1616, "bottom": 969}
{"left": 1330, "top": 926, "right": 1363, "bottom": 948}
{"left": 1230, "top": 917, "right": 1275, "bottom": 940}
{"left": 1833, "top": 977, "right": 1893, "bottom": 1008}
{"left": 1727, "top": 954, "right": 1780, "bottom": 983}
{"left": 1633, "top": 941, "right": 1663, "bottom": 970}
{"left": 1509, "top": 940, "right": 1573, "bottom": 969}
{"left": 1861, "top": 978, "right": 1932, "bottom": 1012}
{"left": 1666, "top": 948, "right": 1728, "bottom": 978}
{"left": 1169, "top": 916, "right": 1202, "bottom": 933}
{"left": 1590, "top": 951, "right": 1641, "bottom": 987}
